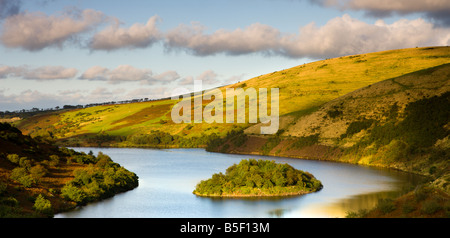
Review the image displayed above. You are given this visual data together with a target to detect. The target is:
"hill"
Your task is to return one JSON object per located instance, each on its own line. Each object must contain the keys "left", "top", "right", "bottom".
{"left": 0, "top": 123, "right": 138, "bottom": 217}
{"left": 13, "top": 46, "right": 450, "bottom": 149}
{"left": 212, "top": 63, "right": 450, "bottom": 192}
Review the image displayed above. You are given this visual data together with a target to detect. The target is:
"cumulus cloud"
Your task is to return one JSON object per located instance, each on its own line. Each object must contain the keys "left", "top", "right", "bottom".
{"left": 280, "top": 14, "right": 450, "bottom": 58}
{"left": 151, "top": 70, "right": 180, "bottom": 83}
{"left": 0, "top": 9, "right": 106, "bottom": 51}
{"left": 126, "top": 86, "right": 171, "bottom": 99}
{"left": 197, "top": 70, "right": 220, "bottom": 85}
{"left": 164, "top": 14, "right": 450, "bottom": 59}
{"left": 79, "top": 65, "right": 152, "bottom": 84}
{"left": 165, "top": 22, "right": 281, "bottom": 56}
{"left": 315, "top": 15, "right": 448, "bottom": 56}
{"left": 79, "top": 65, "right": 179, "bottom": 84}
{"left": 176, "top": 70, "right": 223, "bottom": 88}
{"left": 0, "top": 65, "right": 78, "bottom": 80}
{"left": 89, "top": 15, "right": 162, "bottom": 51}
{"left": 312, "top": 0, "right": 450, "bottom": 26}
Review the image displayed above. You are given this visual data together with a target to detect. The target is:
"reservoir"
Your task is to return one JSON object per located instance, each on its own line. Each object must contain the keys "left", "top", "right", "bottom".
{"left": 55, "top": 148, "right": 420, "bottom": 218}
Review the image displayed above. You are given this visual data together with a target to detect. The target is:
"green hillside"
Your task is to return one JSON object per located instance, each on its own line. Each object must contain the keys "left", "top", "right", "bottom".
{"left": 14, "top": 46, "right": 450, "bottom": 148}
{"left": 212, "top": 63, "right": 450, "bottom": 193}
{"left": 0, "top": 123, "right": 138, "bottom": 217}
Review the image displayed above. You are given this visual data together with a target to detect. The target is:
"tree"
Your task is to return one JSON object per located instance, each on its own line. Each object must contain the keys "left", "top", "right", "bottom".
{"left": 10, "top": 167, "right": 35, "bottom": 188}
{"left": 29, "top": 164, "right": 48, "bottom": 182}
{"left": 61, "top": 183, "right": 87, "bottom": 204}
{"left": 7, "top": 154, "right": 19, "bottom": 164}
{"left": 33, "top": 194, "right": 53, "bottom": 217}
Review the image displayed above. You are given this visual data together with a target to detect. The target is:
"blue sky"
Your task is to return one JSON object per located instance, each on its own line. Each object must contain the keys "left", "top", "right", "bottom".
{"left": 1, "top": 0, "right": 449, "bottom": 111}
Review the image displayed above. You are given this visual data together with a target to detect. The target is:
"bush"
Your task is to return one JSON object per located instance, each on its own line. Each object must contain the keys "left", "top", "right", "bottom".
{"left": 10, "top": 167, "right": 34, "bottom": 188}
{"left": 49, "top": 155, "right": 60, "bottom": 167}
{"left": 261, "top": 136, "right": 281, "bottom": 155}
{"left": 0, "top": 197, "right": 19, "bottom": 207}
{"left": 33, "top": 194, "right": 53, "bottom": 216}
{"left": 61, "top": 183, "right": 87, "bottom": 204}
{"left": 402, "top": 201, "right": 416, "bottom": 214}
{"left": 29, "top": 164, "right": 48, "bottom": 182}
{"left": 18, "top": 157, "right": 32, "bottom": 170}
{"left": 376, "top": 198, "right": 396, "bottom": 214}
{"left": 0, "top": 182, "right": 6, "bottom": 195}
{"left": 341, "top": 119, "right": 374, "bottom": 139}
{"left": 421, "top": 199, "right": 442, "bottom": 215}
{"left": 6, "top": 154, "right": 19, "bottom": 164}
{"left": 291, "top": 134, "right": 319, "bottom": 149}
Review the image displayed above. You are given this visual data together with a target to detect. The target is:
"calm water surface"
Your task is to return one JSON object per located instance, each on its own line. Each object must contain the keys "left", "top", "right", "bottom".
{"left": 55, "top": 148, "right": 420, "bottom": 218}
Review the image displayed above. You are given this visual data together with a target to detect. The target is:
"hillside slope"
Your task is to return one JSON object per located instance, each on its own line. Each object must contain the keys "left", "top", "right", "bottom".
{"left": 14, "top": 46, "right": 450, "bottom": 148}
{"left": 213, "top": 63, "right": 450, "bottom": 193}
{"left": 0, "top": 123, "right": 138, "bottom": 217}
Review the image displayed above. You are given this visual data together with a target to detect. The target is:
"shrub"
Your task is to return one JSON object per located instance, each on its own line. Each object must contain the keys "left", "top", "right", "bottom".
{"left": 340, "top": 119, "right": 374, "bottom": 139}
{"left": 10, "top": 167, "right": 35, "bottom": 188}
{"left": 61, "top": 183, "right": 87, "bottom": 204}
{"left": 402, "top": 201, "right": 416, "bottom": 214}
{"left": 421, "top": 199, "right": 442, "bottom": 215}
{"left": 0, "top": 197, "right": 19, "bottom": 207}
{"left": 261, "top": 136, "right": 281, "bottom": 155}
{"left": 29, "top": 164, "right": 48, "bottom": 182}
{"left": 326, "top": 108, "right": 343, "bottom": 119}
{"left": 414, "top": 186, "right": 430, "bottom": 202}
{"left": 49, "top": 155, "right": 60, "bottom": 167}
{"left": 18, "top": 157, "right": 32, "bottom": 170}
{"left": 291, "top": 134, "right": 319, "bottom": 149}
{"left": 376, "top": 198, "right": 396, "bottom": 214}
{"left": 6, "top": 154, "right": 19, "bottom": 164}
{"left": 33, "top": 194, "right": 53, "bottom": 216}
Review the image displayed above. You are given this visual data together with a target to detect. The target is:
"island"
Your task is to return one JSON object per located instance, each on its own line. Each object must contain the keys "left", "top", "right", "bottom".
{"left": 193, "top": 159, "right": 322, "bottom": 197}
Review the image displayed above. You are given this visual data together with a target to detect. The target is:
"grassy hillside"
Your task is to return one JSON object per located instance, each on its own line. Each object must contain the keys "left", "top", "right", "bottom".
{"left": 14, "top": 46, "right": 450, "bottom": 148}
{"left": 212, "top": 63, "right": 450, "bottom": 192}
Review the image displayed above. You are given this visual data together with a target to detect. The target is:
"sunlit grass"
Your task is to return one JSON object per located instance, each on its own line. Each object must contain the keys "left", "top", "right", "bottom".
{"left": 18, "top": 46, "right": 450, "bottom": 139}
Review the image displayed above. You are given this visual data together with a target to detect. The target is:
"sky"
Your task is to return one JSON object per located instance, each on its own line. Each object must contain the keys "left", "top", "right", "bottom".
{"left": 0, "top": 0, "right": 449, "bottom": 111}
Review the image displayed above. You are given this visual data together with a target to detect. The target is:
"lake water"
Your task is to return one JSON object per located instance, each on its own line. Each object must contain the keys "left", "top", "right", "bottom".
{"left": 55, "top": 148, "right": 420, "bottom": 218}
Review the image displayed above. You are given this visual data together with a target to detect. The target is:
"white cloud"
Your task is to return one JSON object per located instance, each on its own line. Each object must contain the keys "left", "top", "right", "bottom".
{"left": 313, "top": 0, "right": 450, "bottom": 26}
{"left": 77, "top": 65, "right": 109, "bottom": 81}
{"left": 317, "top": 0, "right": 450, "bottom": 14}
{"left": 126, "top": 86, "right": 171, "bottom": 99}
{"left": 165, "top": 22, "right": 281, "bottom": 56}
{"left": 164, "top": 14, "right": 450, "bottom": 59}
{"left": 197, "top": 70, "right": 220, "bottom": 85}
{"left": 151, "top": 70, "right": 180, "bottom": 83}
{"left": 89, "top": 15, "right": 162, "bottom": 51}
{"left": 280, "top": 14, "right": 450, "bottom": 58}
{"left": 0, "top": 65, "right": 78, "bottom": 80}
{"left": 79, "top": 65, "right": 180, "bottom": 84}
{"left": 80, "top": 65, "right": 152, "bottom": 84}
{"left": 0, "top": 9, "right": 106, "bottom": 51}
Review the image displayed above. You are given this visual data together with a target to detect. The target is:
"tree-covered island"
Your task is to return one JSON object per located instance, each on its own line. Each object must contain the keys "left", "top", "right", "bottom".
{"left": 193, "top": 159, "right": 322, "bottom": 197}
